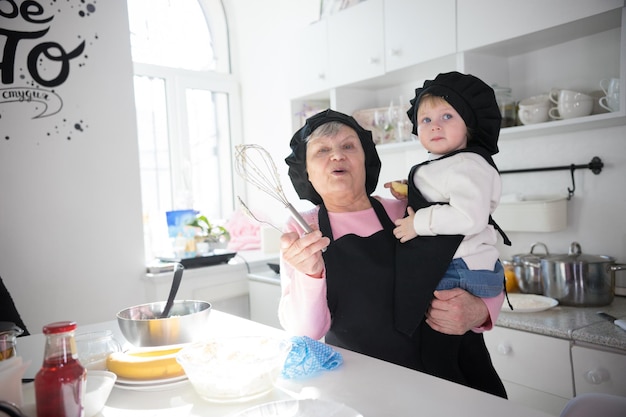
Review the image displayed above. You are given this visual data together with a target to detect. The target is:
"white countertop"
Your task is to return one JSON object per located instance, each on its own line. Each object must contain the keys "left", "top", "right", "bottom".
{"left": 16, "top": 311, "right": 553, "bottom": 417}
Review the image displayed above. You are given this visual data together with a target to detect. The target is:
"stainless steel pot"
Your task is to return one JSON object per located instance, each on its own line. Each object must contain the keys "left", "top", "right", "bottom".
{"left": 512, "top": 242, "right": 550, "bottom": 294}
{"left": 539, "top": 242, "right": 626, "bottom": 306}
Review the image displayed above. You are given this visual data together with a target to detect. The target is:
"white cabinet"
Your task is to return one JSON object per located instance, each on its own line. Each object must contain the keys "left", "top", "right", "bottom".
{"left": 484, "top": 327, "right": 572, "bottom": 416}
{"left": 384, "top": 0, "right": 455, "bottom": 72}
{"left": 144, "top": 264, "right": 250, "bottom": 319}
{"left": 328, "top": 0, "right": 385, "bottom": 86}
{"left": 291, "top": 2, "right": 626, "bottom": 142}
{"left": 572, "top": 344, "right": 626, "bottom": 397}
{"left": 457, "top": 0, "right": 625, "bottom": 51}
{"left": 290, "top": 19, "right": 329, "bottom": 98}
{"left": 248, "top": 271, "right": 282, "bottom": 329}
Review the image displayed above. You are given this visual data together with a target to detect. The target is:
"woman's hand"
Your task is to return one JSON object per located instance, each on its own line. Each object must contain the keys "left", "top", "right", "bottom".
{"left": 425, "top": 288, "right": 490, "bottom": 335}
{"left": 393, "top": 207, "right": 417, "bottom": 242}
{"left": 280, "top": 228, "right": 330, "bottom": 278}
{"left": 383, "top": 180, "right": 408, "bottom": 200}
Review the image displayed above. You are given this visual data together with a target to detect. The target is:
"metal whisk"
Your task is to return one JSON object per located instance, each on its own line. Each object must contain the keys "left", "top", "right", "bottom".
{"left": 234, "top": 144, "right": 313, "bottom": 234}
{"left": 237, "top": 196, "right": 282, "bottom": 233}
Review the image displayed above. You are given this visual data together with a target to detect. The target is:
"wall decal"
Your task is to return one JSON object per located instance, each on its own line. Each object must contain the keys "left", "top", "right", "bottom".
{"left": 0, "top": 0, "right": 99, "bottom": 140}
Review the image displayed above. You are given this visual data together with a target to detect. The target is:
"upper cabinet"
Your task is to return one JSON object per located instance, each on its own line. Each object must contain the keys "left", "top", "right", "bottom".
{"left": 457, "top": 0, "right": 625, "bottom": 51}
{"left": 290, "top": 0, "right": 626, "bottom": 140}
{"left": 289, "top": 19, "right": 329, "bottom": 99}
{"left": 384, "top": 0, "right": 456, "bottom": 72}
{"left": 328, "top": 0, "right": 385, "bottom": 87}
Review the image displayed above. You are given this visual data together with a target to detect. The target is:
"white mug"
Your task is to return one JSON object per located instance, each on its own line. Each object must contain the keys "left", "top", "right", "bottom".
{"left": 549, "top": 89, "right": 594, "bottom": 119}
{"left": 599, "top": 78, "right": 620, "bottom": 112}
{"left": 600, "top": 77, "right": 620, "bottom": 96}
{"left": 518, "top": 94, "right": 550, "bottom": 125}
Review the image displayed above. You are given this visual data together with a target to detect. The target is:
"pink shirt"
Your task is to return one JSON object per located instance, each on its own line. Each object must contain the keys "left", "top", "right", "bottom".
{"left": 278, "top": 197, "right": 504, "bottom": 340}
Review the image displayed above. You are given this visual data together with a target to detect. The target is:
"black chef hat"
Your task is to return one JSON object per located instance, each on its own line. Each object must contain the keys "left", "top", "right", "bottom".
{"left": 285, "top": 109, "right": 381, "bottom": 206}
{"left": 407, "top": 71, "right": 501, "bottom": 155}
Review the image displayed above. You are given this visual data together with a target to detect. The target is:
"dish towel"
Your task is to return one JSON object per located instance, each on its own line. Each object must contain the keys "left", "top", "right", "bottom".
{"left": 282, "top": 336, "right": 343, "bottom": 379}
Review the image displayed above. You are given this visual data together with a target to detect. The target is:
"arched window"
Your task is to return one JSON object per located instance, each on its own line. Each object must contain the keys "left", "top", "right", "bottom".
{"left": 127, "top": 0, "right": 239, "bottom": 261}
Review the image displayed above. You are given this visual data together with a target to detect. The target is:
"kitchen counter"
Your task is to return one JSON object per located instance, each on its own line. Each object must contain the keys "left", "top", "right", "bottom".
{"left": 496, "top": 296, "right": 626, "bottom": 351}
{"left": 16, "top": 311, "right": 554, "bottom": 417}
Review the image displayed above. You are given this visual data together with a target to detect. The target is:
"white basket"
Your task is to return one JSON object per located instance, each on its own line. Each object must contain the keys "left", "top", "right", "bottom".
{"left": 493, "top": 195, "right": 568, "bottom": 232}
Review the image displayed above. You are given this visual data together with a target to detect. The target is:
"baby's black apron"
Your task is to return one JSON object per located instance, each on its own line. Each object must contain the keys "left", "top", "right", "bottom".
{"left": 393, "top": 146, "right": 508, "bottom": 398}
{"left": 320, "top": 193, "right": 507, "bottom": 398}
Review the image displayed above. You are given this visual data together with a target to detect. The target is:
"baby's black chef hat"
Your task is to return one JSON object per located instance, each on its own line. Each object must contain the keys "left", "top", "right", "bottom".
{"left": 407, "top": 71, "right": 501, "bottom": 155}
{"left": 285, "top": 109, "right": 381, "bottom": 206}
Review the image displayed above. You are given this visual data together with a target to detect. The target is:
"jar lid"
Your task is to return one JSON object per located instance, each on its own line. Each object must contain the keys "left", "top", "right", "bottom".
{"left": 42, "top": 321, "right": 77, "bottom": 335}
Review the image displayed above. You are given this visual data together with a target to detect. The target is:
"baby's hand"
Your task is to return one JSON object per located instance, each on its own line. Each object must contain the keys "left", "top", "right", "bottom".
{"left": 393, "top": 207, "right": 418, "bottom": 242}
{"left": 383, "top": 180, "right": 408, "bottom": 200}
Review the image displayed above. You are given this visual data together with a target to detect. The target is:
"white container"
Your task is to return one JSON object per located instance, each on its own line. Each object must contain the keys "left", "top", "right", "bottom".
{"left": 494, "top": 195, "right": 567, "bottom": 232}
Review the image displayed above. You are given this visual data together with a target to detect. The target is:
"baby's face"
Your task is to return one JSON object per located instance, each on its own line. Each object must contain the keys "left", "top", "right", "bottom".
{"left": 416, "top": 98, "right": 467, "bottom": 155}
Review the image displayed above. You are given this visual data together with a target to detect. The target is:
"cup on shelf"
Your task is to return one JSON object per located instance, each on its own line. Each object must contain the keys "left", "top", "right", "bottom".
{"left": 599, "top": 77, "right": 620, "bottom": 112}
{"left": 518, "top": 94, "right": 551, "bottom": 125}
{"left": 548, "top": 88, "right": 594, "bottom": 120}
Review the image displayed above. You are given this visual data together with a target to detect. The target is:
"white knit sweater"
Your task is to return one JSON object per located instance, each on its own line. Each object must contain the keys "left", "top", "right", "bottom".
{"left": 411, "top": 151, "right": 502, "bottom": 271}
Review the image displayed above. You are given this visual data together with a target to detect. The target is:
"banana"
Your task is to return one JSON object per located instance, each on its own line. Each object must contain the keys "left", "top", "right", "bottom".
{"left": 106, "top": 346, "right": 185, "bottom": 380}
{"left": 391, "top": 181, "right": 408, "bottom": 197}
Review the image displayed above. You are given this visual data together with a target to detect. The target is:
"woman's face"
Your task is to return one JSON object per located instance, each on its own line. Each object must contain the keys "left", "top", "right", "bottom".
{"left": 305, "top": 124, "right": 367, "bottom": 207}
{"left": 416, "top": 97, "right": 468, "bottom": 155}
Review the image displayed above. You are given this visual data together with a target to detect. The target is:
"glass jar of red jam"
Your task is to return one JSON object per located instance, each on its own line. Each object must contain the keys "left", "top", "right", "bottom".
{"left": 34, "top": 321, "right": 86, "bottom": 417}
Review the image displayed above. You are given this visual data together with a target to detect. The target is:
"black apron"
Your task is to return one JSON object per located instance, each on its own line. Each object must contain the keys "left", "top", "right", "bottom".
{"left": 320, "top": 195, "right": 507, "bottom": 398}
{"left": 321, "top": 197, "right": 422, "bottom": 370}
{"left": 393, "top": 147, "right": 508, "bottom": 398}
{"left": 395, "top": 147, "right": 510, "bottom": 337}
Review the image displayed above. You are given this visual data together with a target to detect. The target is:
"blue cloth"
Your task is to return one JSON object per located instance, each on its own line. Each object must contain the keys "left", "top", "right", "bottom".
{"left": 281, "top": 336, "right": 343, "bottom": 379}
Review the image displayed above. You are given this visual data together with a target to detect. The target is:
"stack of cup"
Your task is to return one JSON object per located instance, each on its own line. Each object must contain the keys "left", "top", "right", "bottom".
{"left": 599, "top": 77, "right": 620, "bottom": 112}
{"left": 548, "top": 88, "right": 594, "bottom": 120}
{"left": 518, "top": 94, "right": 551, "bottom": 125}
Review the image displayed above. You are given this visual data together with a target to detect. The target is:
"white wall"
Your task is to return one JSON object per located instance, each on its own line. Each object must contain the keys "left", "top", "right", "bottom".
{"left": 227, "top": 0, "right": 321, "bottom": 225}
{"left": 0, "top": 1, "right": 146, "bottom": 332}
{"left": 494, "top": 125, "right": 626, "bottom": 261}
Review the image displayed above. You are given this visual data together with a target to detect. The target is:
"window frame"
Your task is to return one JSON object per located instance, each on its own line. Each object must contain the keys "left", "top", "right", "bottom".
{"left": 129, "top": 0, "right": 244, "bottom": 262}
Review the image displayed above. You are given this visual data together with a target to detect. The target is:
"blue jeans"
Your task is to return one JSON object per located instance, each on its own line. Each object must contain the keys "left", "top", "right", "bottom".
{"left": 435, "top": 258, "right": 504, "bottom": 298}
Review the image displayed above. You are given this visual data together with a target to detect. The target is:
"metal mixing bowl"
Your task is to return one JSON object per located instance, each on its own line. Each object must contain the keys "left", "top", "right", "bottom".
{"left": 116, "top": 300, "right": 211, "bottom": 347}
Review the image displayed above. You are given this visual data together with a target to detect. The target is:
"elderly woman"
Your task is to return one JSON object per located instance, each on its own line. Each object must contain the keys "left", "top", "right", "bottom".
{"left": 279, "top": 109, "right": 506, "bottom": 397}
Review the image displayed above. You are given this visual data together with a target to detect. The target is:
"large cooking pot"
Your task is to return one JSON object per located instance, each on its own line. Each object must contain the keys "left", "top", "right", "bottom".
{"left": 539, "top": 242, "right": 626, "bottom": 306}
{"left": 512, "top": 242, "right": 550, "bottom": 294}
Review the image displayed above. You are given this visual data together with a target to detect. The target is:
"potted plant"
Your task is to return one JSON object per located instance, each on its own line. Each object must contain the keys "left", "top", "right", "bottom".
{"left": 187, "top": 214, "right": 230, "bottom": 251}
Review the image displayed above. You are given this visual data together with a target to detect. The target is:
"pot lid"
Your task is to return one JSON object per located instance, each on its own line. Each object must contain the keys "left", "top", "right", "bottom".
{"left": 546, "top": 242, "right": 615, "bottom": 263}
{"left": 512, "top": 242, "right": 550, "bottom": 261}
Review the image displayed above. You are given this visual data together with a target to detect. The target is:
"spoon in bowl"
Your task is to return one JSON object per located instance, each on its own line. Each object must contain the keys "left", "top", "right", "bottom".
{"left": 160, "top": 263, "right": 184, "bottom": 319}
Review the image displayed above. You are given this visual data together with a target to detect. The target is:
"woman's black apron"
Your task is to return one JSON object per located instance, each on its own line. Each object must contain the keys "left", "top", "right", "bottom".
{"left": 319, "top": 148, "right": 507, "bottom": 398}
{"left": 320, "top": 197, "right": 423, "bottom": 370}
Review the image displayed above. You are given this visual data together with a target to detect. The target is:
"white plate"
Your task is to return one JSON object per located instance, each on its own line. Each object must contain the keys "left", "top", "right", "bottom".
{"left": 114, "top": 374, "right": 188, "bottom": 391}
{"left": 233, "top": 399, "right": 363, "bottom": 417}
{"left": 503, "top": 293, "right": 558, "bottom": 313}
